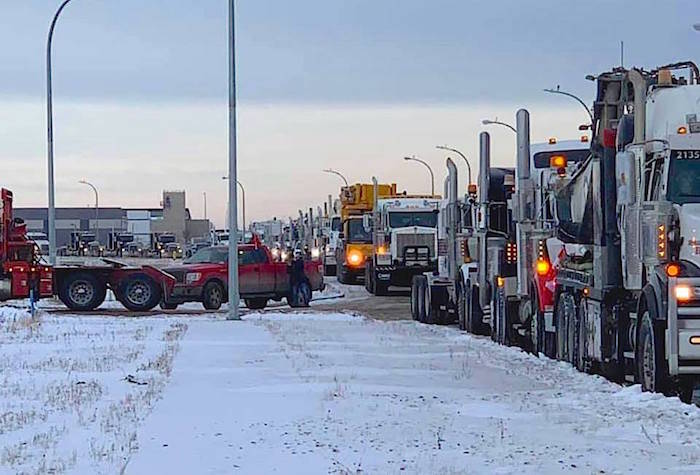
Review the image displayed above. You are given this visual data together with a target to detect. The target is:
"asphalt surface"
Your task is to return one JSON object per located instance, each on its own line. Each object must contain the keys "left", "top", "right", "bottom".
{"left": 311, "top": 279, "right": 412, "bottom": 321}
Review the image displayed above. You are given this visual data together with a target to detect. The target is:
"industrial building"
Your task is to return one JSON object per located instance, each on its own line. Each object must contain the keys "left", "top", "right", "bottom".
{"left": 15, "top": 191, "right": 212, "bottom": 248}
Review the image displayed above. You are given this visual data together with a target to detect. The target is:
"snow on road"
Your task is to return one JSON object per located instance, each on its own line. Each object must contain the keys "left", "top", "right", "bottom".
{"left": 127, "top": 312, "right": 700, "bottom": 474}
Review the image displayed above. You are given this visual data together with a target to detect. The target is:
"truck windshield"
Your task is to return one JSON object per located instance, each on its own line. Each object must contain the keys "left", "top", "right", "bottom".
{"left": 346, "top": 219, "right": 371, "bottom": 243}
{"left": 389, "top": 212, "right": 438, "bottom": 228}
{"left": 331, "top": 217, "right": 341, "bottom": 232}
{"left": 667, "top": 153, "right": 700, "bottom": 204}
{"left": 184, "top": 247, "right": 229, "bottom": 264}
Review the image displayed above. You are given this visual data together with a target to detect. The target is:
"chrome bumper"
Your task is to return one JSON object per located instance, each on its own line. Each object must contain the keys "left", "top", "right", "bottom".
{"left": 668, "top": 276, "right": 700, "bottom": 375}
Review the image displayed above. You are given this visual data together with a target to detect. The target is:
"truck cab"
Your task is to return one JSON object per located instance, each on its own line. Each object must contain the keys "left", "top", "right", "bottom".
{"left": 366, "top": 196, "right": 440, "bottom": 295}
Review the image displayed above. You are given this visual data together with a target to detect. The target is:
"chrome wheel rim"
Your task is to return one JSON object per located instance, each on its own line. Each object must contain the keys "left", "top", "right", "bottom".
{"left": 127, "top": 281, "right": 152, "bottom": 306}
{"left": 69, "top": 280, "right": 94, "bottom": 306}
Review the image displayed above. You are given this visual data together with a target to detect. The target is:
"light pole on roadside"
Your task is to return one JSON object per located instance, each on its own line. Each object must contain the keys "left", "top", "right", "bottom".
{"left": 222, "top": 176, "right": 246, "bottom": 235}
{"left": 436, "top": 145, "right": 472, "bottom": 186}
{"left": 78, "top": 180, "right": 99, "bottom": 242}
{"left": 203, "top": 191, "right": 207, "bottom": 220}
{"left": 403, "top": 156, "right": 435, "bottom": 196}
{"left": 543, "top": 87, "right": 594, "bottom": 128}
{"left": 46, "top": 0, "right": 75, "bottom": 265}
{"left": 322, "top": 168, "right": 349, "bottom": 187}
{"left": 227, "top": 0, "right": 240, "bottom": 320}
{"left": 481, "top": 118, "right": 517, "bottom": 134}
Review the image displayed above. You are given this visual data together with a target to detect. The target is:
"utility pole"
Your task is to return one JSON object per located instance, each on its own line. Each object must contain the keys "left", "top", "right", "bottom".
{"left": 227, "top": 0, "right": 240, "bottom": 320}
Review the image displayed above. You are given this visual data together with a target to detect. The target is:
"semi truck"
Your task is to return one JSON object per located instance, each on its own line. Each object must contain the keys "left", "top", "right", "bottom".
{"left": 491, "top": 112, "right": 591, "bottom": 352}
{"left": 335, "top": 182, "right": 397, "bottom": 284}
{"left": 411, "top": 133, "right": 514, "bottom": 329}
{"left": 365, "top": 184, "right": 440, "bottom": 295}
{"left": 551, "top": 62, "right": 700, "bottom": 400}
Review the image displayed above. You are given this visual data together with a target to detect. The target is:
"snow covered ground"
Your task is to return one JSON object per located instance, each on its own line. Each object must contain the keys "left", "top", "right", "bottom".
{"left": 4, "top": 306, "right": 700, "bottom": 474}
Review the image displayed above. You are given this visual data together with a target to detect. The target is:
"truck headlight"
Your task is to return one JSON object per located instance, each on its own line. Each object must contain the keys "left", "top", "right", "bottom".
{"left": 311, "top": 247, "right": 321, "bottom": 258}
{"left": 347, "top": 250, "right": 364, "bottom": 266}
{"left": 675, "top": 285, "right": 693, "bottom": 302}
{"left": 186, "top": 272, "right": 202, "bottom": 284}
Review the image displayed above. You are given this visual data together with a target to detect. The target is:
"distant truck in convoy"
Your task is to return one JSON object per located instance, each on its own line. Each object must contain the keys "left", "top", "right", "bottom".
{"left": 335, "top": 182, "right": 397, "bottom": 284}
{"left": 551, "top": 62, "right": 700, "bottom": 400}
{"left": 323, "top": 214, "right": 341, "bottom": 276}
{"left": 365, "top": 184, "right": 440, "bottom": 295}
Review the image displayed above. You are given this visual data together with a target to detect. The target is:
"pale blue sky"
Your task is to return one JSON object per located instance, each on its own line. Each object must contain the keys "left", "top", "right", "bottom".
{"left": 0, "top": 1, "right": 698, "bottom": 225}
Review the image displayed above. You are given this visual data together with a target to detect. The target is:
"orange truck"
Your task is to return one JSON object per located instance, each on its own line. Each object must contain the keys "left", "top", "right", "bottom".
{"left": 335, "top": 183, "right": 397, "bottom": 284}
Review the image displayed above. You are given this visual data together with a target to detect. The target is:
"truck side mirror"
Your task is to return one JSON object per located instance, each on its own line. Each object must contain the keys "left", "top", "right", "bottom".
{"left": 362, "top": 214, "right": 372, "bottom": 232}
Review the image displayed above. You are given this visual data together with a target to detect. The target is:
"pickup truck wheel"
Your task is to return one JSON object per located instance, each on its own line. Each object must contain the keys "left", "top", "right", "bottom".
{"left": 245, "top": 298, "right": 267, "bottom": 310}
{"left": 160, "top": 301, "right": 178, "bottom": 310}
{"left": 58, "top": 272, "right": 106, "bottom": 311}
{"left": 202, "top": 281, "right": 224, "bottom": 310}
{"left": 118, "top": 274, "right": 161, "bottom": 312}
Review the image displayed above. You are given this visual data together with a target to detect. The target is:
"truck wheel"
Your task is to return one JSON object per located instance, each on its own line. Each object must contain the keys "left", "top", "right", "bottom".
{"left": 424, "top": 283, "right": 438, "bottom": 325}
{"left": 118, "top": 274, "right": 161, "bottom": 312}
{"left": 410, "top": 276, "right": 420, "bottom": 320}
{"left": 372, "top": 272, "right": 389, "bottom": 296}
{"left": 491, "top": 283, "right": 507, "bottom": 345}
{"left": 160, "top": 301, "right": 178, "bottom": 310}
{"left": 58, "top": 272, "right": 106, "bottom": 311}
{"left": 457, "top": 286, "right": 467, "bottom": 331}
{"left": 337, "top": 264, "right": 349, "bottom": 284}
{"left": 202, "top": 281, "right": 225, "bottom": 310}
{"left": 466, "top": 286, "right": 485, "bottom": 335}
{"left": 576, "top": 297, "right": 589, "bottom": 373}
{"left": 416, "top": 276, "right": 427, "bottom": 323}
{"left": 364, "top": 264, "right": 373, "bottom": 293}
{"left": 245, "top": 298, "right": 268, "bottom": 310}
{"left": 555, "top": 291, "right": 569, "bottom": 362}
{"left": 637, "top": 308, "right": 670, "bottom": 394}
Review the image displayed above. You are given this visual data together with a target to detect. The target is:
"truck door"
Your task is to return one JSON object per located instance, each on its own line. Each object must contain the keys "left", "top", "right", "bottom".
{"left": 238, "top": 249, "right": 261, "bottom": 294}
{"left": 253, "top": 248, "right": 277, "bottom": 292}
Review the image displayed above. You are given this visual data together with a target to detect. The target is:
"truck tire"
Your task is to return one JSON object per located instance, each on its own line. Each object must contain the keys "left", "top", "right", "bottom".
{"left": 491, "top": 283, "right": 507, "bottom": 345}
{"left": 410, "top": 276, "right": 420, "bottom": 320}
{"left": 372, "top": 268, "right": 389, "bottom": 296}
{"left": 457, "top": 286, "right": 467, "bottom": 331}
{"left": 423, "top": 282, "right": 437, "bottom": 325}
{"left": 245, "top": 298, "right": 268, "bottom": 310}
{"left": 466, "top": 286, "right": 484, "bottom": 335}
{"left": 202, "top": 281, "right": 225, "bottom": 310}
{"left": 364, "top": 264, "right": 373, "bottom": 293}
{"left": 416, "top": 276, "right": 427, "bottom": 323}
{"left": 576, "top": 297, "right": 589, "bottom": 373}
{"left": 160, "top": 301, "right": 178, "bottom": 310}
{"left": 337, "top": 264, "right": 349, "bottom": 284}
{"left": 58, "top": 272, "right": 106, "bottom": 311}
{"left": 555, "top": 291, "right": 577, "bottom": 364}
{"left": 118, "top": 274, "right": 161, "bottom": 312}
{"left": 637, "top": 306, "right": 670, "bottom": 394}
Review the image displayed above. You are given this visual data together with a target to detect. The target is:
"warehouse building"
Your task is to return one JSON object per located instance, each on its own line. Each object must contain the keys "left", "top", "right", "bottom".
{"left": 15, "top": 190, "right": 212, "bottom": 248}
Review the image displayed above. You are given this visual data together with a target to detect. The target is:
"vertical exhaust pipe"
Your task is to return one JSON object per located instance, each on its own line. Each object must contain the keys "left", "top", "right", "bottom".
{"left": 516, "top": 108, "right": 533, "bottom": 297}
{"left": 446, "top": 158, "right": 459, "bottom": 283}
{"left": 628, "top": 69, "right": 647, "bottom": 146}
{"left": 372, "top": 177, "right": 380, "bottom": 250}
{"left": 478, "top": 132, "right": 490, "bottom": 308}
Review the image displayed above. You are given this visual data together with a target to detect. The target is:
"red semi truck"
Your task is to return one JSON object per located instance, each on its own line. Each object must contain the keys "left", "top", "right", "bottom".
{"left": 0, "top": 189, "right": 323, "bottom": 312}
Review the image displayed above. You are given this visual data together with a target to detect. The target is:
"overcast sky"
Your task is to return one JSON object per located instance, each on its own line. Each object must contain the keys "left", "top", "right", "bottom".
{"left": 0, "top": 0, "right": 698, "bottom": 226}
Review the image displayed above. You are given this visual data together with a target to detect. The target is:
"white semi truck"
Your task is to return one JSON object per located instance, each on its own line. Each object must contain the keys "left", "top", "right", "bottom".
{"left": 553, "top": 62, "right": 700, "bottom": 400}
{"left": 365, "top": 193, "right": 440, "bottom": 295}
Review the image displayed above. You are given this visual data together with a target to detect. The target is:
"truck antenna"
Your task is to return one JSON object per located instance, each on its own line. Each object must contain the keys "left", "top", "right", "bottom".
{"left": 620, "top": 40, "right": 624, "bottom": 68}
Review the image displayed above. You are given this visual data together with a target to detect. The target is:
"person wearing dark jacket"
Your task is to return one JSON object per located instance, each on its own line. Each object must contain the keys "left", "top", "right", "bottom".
{"left": 288, "top": 249, "right": 310, "bottom": 307}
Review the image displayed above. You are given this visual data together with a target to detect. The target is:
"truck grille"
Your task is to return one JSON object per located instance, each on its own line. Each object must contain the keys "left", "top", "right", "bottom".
{"left": 396, "top": 233, "right": 435, "bottom": 260}
{"left": 164, "top": 269, "right": 186, "bottom": 283}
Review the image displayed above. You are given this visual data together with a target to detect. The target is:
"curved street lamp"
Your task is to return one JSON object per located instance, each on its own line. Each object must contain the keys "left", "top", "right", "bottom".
{"left": 436, "top": 145, "right": 472, "bottom": 186}
{"left": 481, "top": 118, "right": 517, "bottom": 134}
{"left": 46, "top": 0, "right": 75, "bottom": 265}
{"left": 403, "top": 156, "right": 435, "bottom": 196}
{"left": 543, "top": 87, "right": 594, "bottom": 126}
{"left": 322, "top": 168, "right": 349, "bottom": 187}
{"left": 78, "top": 180, "right": 99, "bottom": 242}
{"left": 222, "top": 176, "right": 246, "bottom": 233}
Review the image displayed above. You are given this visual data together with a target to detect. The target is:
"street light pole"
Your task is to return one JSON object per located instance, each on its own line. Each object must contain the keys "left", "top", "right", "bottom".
{"left": 543, "top": 87, "right": 594, "bottom": 126}
{"left": 436, "top": 145, "right": 472, "bottom": 185}
{"left": 481, "top": 119, "right": 517, "bottom": 134}
{"left": 46, "top": 0, "right": 74, "bottom": 265}
{"left": 227, "top": 0, "right": 240, "bottom": 320}
{"left": 222, "top": 176, "right": 246, "bottom": 234}
{"left": 203, "top": 191, "right": 207, "bottom": 220}
{"left": 322, "top": 168, "right": 349, "bottom": 187}
{"left": 78, "top": 180, "right": 99, "bottom": 242}
{"left": 403, "top": 156, "right": 435, "bottom": 196}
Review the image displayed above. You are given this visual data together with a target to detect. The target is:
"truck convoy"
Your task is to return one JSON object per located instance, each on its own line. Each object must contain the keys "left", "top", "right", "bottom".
{"left": 365, "top": 183, "right": 440, "bottom": 295}
{"left": 335, "top": 182, "right": 397, "bottom": 284}
{"left": 411, "top": 62, "right": 700, "bottom": 402}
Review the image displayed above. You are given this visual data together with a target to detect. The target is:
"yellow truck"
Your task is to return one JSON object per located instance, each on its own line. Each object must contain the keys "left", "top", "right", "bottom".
{"left": 335, "top": 183, "right": 397, "bottom": 284}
